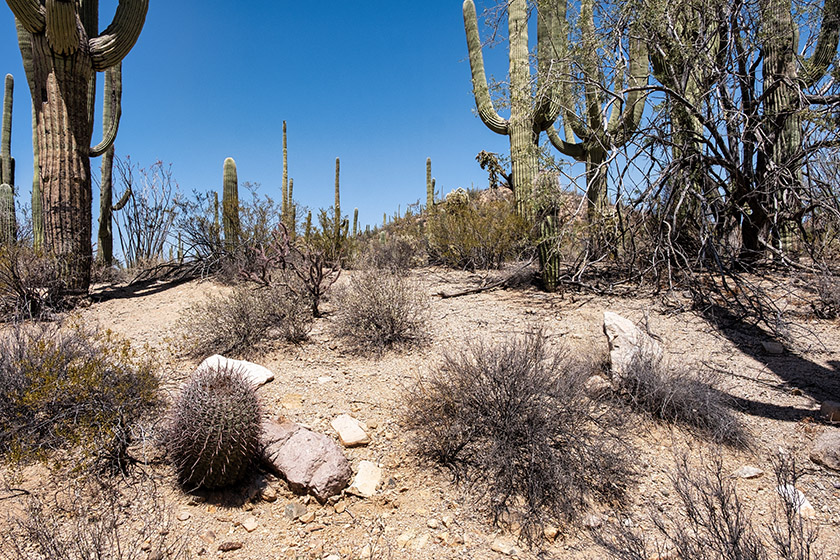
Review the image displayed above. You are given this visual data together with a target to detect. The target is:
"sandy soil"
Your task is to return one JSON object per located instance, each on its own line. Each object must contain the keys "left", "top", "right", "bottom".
{"left": 2, "top": 267, "right": 839, "bottom": 559}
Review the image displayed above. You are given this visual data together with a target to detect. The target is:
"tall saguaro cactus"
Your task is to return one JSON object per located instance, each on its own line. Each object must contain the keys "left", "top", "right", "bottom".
{"left": 0, "top": 73, "right": 15, "bottom": 244}
{"left": 425, "top": 157, "right": 435, "bottom": 210}
{"left": 333, "top": 157, "right": 341, "bottom": 248}
{"left": 222, "top": 157, "right": 240, "bottom": 250}
{"left": 7, "top": 0, "right": 149, "bottom": 294}
{"left": 545, "top": 0, "right": 648, "bottom": 222}
{"left": 97, "top": 63, "right": 127, "bottom": 265}
{"left": 281, "top": 120, "right": 290, "bottom": 228}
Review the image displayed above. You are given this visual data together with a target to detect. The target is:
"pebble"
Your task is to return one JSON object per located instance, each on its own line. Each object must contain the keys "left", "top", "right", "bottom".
{"left": 427, "top": 518, "right": 441, "bottom": 529}
{"left": 334, "top": 502, "right": 346, "bottom": 514}
{"left": 299, "top": 511, "right": 316, "bottom": 523}
{"left": 199, "top": 531, "right": 216, "bottom": 544}
{"left": 176, "top": 510, "right": 191, "bottom": 522}
{"left": 348, "top": 461, "right": 382, "bottom": 497}
{"left": 285, "top": 502, "right": 308, "bottom": 520}
{"left": 359, "top": 544, "right": 372, "bottom": 558}
{"left": 242, "top": 516, "right": 258, "bottom": 532}
{"left": 261, "top": 485, "right": 277, "bottom": 502}
{"left": 442, "top": 515, "right": 454, "bottom": 527}
{"left": 732, "top": 466, "right": 765, "bottom": 479}
{"left": 543, "top": 526, "right": 559, "bottom": 541}
{"left": 218, "top": 542, "right": 244, "bottom": 552}
{"left": 490, "top": 536, "right": 520, "bottom": 556}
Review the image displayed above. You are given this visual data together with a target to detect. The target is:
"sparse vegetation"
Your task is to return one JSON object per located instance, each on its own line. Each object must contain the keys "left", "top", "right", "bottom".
{"left": 333, "top": 268, "right": 430, "bottom": 354}
{"left": 0, "top": 320, "right": 160, "bottom": 473}
{"left": 617, "top": 355, "right": 749, "bottom": 447}
{"left": 0, "top": 242, "right": 64, "bottom": 319}
{"left": 404, "top": 330, "right": 633, "bottom": 546}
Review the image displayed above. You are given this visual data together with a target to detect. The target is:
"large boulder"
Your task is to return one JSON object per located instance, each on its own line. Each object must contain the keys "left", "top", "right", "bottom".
{"left": 196, "top": 355, "right": 275, "bottom": 388}
{"left": 809, "top": 430, "right": 840, "bottom": 471}
{"left": 262, "top": 419, "right": 351, "bottom": 502}
{"left": 602, "top": 311, "right": 663, "bottom": 379}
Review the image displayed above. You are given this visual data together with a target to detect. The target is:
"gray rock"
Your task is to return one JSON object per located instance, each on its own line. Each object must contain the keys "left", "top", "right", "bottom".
{"left": 262, "top": 420, "right": 351, "bottom": 502}
{"left": 820, "top": 401, "right": 840, "bottom": 422}
{"left": 810, "top": 431, "right": 840, "bottom": 471}
{"left": 284, "top": 502, "right": 308, "bottom": 520}
{"left": 196, "top": 354, "right": 274, "bottom": 387}
{"left": 761, "top": 341, "right": 785, "bottom": 355}
{"left": 603, "top": 311, "right": 663, "bottom": 378}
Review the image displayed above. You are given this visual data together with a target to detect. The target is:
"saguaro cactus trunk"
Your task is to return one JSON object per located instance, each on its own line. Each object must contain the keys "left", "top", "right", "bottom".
{"left": 97, "top": 63, "right": 126, "bottom": 265}
{"left": 222, "top": 157, "right": 240, "bottom": 250}
{"left": 1, "top": 73, "right": 15, "bottom": 244}
{"left": 426, "top": 157, "right": 435, "bottom": 210}
{"left": 7, "top": 0, "right": 149, "bottom": 294}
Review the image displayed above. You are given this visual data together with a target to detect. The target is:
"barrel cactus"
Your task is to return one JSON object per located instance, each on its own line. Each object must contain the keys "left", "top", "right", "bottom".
{"left": 165, "top": 364, "right": 262, "bottom": 490}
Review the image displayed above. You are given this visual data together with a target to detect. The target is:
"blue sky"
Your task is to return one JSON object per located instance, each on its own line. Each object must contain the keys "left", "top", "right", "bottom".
{"left": 0, "top": 1, "right": 515, "bottom": 232}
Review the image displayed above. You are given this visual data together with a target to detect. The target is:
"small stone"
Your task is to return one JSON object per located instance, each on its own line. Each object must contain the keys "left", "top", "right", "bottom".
{"left": 148, "top": 552, "right": 164, "bottom": 560}
{"left": 397, "top": 531, "right": 415, "bottom": 548}
{"left": 334, "top": 501, "right": 346, "bottom": 514}
{"left": 603, "top": 311, "right": 663, "bottom": 379}
{"left": 442, "top": 515, "right": 453, "bottom": 527}
{"left": 318, "top": 376, "right": 333, "bottom": 384}
{"left": 281, "top": 393, "right": 304, "bottom": 409}
{"left": 583, "top": 514, "right": 603, "bottom": 529}
{"left": 820, "top": 401, "right": 840, "bottom": 422}
{"left": 242, "top": 516, "right": 258, "bottom": 532}
{"left": 140, "top": 540, "right": 151, "bottom": 551}
{"left": 176, "top": 510, "right": 191, "bottom": 522}
{"left": 761, "top": 341, "right": 785, "bottom": 355}
{"left": 412, "top": 533, "right": 430, "bottom": 551}
{"left": 359, "top": 544, "right": 372, "bottom": 558}
{"left": 218, "top": 541, "right": 244, "bottom": 552}
{"left": 285, "top": 502, "right": 308, "bottom": 520}
{"left": 323, "top": 555, "right": 340, "bottom": 560}
{"left": 261, "top": 485, "right": 278, "bottom": 502}
{"left": 299, "top": 511, "right": 316, "bottom": 523}
{"left": 732, "top": 466, "right": 765, "bottom": 479}
{"left": 543, "top": 526, "right": 559, "bottom": 541}
{"left": 427, "top": 518, "right": 441, "bottom": 529}
{"left": 810, "top": 432, "right": 840, "bottom": 471}
{"left": 199, "top": 531, "right": 216, "bottom": 544}
{"left": 490, "top": 536, "right": 520, "bottom": 556}
{"left": 330, "top": 414, "right": 371, "bottom": 447}
{"left": 347, "top": 460, "right": 382, "bottom": 498}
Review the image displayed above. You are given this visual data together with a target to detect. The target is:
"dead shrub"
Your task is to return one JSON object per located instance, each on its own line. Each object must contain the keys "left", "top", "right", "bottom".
{"left": 180, "top": 282, "right": 312, "bottom": 357}
{"left": 0, "top": 243, "right": 64, "bottom": 319}
{"left": 617, "top": 356, "right": 748, "bottom": 447}
{"left": 333, "top": 268, "right": 430, "bottom": 354}
{"left": 404, "top": 330, "right": 633, "bottom": 546}
{"left": 0, "top": 321, "right": 161, "bottom": 473}
{"left": 595, "top": 453, "right": 823, "bottom": 560}
{"left": 354, "top": 233, "right": 426, "bottom": 272}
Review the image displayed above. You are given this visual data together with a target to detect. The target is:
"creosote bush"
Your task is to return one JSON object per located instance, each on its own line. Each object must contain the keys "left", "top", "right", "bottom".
{"left": 0, "top": 321, "right": 160, "bottom": 472}
{"left": 333, "top": 268, "right": 430, "bottom": 354}
{"left": 404, "top": 330, "right": 633, "bottom": 546}
{"left": 595, "top": 453, "right": 823, "bottom": 560}
{"left": 425, "top": 195, "right": 533, "bottom": 270}
{"left": 165, "top": 363, "right": 262, "bottom": 490}
{"left": 179, "top": 281, "right": 312, "bottom": 357}
{"left": 618, "top": 355, "right": 748, "bottom": 447}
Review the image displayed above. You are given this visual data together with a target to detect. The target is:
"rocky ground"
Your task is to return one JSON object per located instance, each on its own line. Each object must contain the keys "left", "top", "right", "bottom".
{"left": 2, "top": 267, "right": 839, "bottom": 559}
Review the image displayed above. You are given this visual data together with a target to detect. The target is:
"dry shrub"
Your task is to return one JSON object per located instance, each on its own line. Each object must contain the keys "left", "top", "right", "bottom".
{"left": 595, "top": 453, "right": 823, "bottom": 560}
{"left": 0, "top": 477, "right": 189, "bottom": 560}
{"left": 0, "top": 243, "right": 64, "bottom": 319}
{"left": 618, "top": 356, "right": 748, "bottom": 447}
{"left": 813, "top": 272, "right": 840, "bottom": 319}
{"left": 0, "top": 321, "right": 161, "bottom": 473}
{"left": 354, "top": 233, "right": 426, "bottom": 272}
{"left": 404, "top": 330, "right": 633, "bottom": 546}
{"left": 426, "top": 197, "right": 533, "bottom": 270}
{"left": 333, "top": 268, "right": 430, "bottom": 354}
{"left": 180, "top": 282, "right": 312, "bottom": 357}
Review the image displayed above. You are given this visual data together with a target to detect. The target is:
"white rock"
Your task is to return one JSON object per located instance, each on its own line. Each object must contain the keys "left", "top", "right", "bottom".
{"left": 196, "top": 354, "right": 274, "bottom": 387}
{"left": 777, "top": 484, "right": 816, "bottom": 519}
{"left": 331, "top": 414, "right": 371, "bottom": 447}
{"left": 603, "top": 312, "right": 663, "bottom": 378}
{"left": 490, "top": 536, "right": 520, "bottom": 556}
{"left": 731, "top": 466, "right": 764, "bottom": 479}
{"left": 348, "top": 460, "right": 382, "bottom": 498}
{"left": 241, "top": 516, "right": 258, "bottom": 532}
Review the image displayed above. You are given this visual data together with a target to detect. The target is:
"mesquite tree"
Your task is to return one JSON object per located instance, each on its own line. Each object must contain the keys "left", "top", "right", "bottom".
{"left": 7, "top": 0, "right": 149, "bottom": 293}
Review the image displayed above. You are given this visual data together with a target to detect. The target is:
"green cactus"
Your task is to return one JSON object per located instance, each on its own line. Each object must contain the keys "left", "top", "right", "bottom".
{"left": 288, "top": 177, "right": 296, "bottom": 241}
{"left": 96, "top": 64, "right": 128, "bottom": 265}
{"left": 304, "top": 210, "right": 312, "bottom": 243}
{"left": 165, "top": 364, "right": 262, "bottom": 490}
{"left": 334, "top": 157, "right": 341, "bottom": 248}
{"left": 545, "top": 0, "right": 648, "bottom": 222}
{"left": 353, "top": 208, "right": 359, "bottom": 237}
{"left": 223, "top": 157, "right": 240, "bottom": 250}
{"left": 281, "top": 120, "right": 290, "bottom": 230}
{"left": 8, "top": 0, "right": 149, "bottom": 293}
{"left": 426, "top": 157, "right": 435, "bottom": 210}
{"left": 383, "top": 212, "right": 387, "bottom": 228}
{"left": 1, "top": 74, "right": 15, "bottom": 244}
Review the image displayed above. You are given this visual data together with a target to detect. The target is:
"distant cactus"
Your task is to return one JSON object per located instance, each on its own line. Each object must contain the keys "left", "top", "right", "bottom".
{"left": 222, "top": 157, "right": 240, "bottom": 249}
{"left": 445, "top": 187, "right": 470, "bottom": 207}
{"left": 288, "top": 178, "right": 296, "bottom": 241}
{"left": 334, "top": 158, "right": 341, "bottom": 248}
{"left": 353, "top": 208, "right": 358, "bottom": 237}
{"left": 304, "top": 210, "right": 312, "bottom": 243}
{"left": 426, "top": 157, "right": 435, "bottom": 210}
{"left": 165, "top": 364, "right": 262, "bottom": 490}
{"left": 1, "top": 74, "right": 15, "bottom": 243}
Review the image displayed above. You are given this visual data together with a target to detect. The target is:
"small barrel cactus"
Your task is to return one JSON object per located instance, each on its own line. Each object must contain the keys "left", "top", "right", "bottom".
{"left": 165, "top": 364, "right": 262, "bottom": 490}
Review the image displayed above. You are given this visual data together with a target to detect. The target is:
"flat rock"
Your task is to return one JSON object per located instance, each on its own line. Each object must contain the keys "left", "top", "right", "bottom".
{"left": 777, "top": 484, "right": 816, "bottom": 519}
{"left": 196, "top": 354, "right": 274, "bottom": 387}
{"left": 330, "top": 414, "right": 371, "bottom": 447}
{"left": 810, "top": 431, "right": 840, "bottom": 471}
{"left": 218, "top": 542, "right": 243, "bottom": 552}
{"left": 731, "top": 466, "right": 764, "bottom": 479}
{"left": 820, "top": 401, "right": 840, "bottom": 422}
{"left": 490, "top": 536, "right": 520, "bottom": 556}
{"left": 241, "top": 516, "right": 258, "bottom": 532}
{"left": 761, "top": 341, "right": 785, "bottom": 355}
{"left": 263, "top": 420, "right": 351, "bottom": 502}
{"left": 284, "top": 502, "right": 308, "bottom": 520}
{"left": 347, "top": 460, "right": 382, "bottom": 498}
{"left": 603, "top": 311, "right": 663, "bottom": 378}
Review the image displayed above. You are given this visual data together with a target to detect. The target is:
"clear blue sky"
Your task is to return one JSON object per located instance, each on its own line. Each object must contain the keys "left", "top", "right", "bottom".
{"left": 0, "top": 1, "right": 513, "bottom": 232}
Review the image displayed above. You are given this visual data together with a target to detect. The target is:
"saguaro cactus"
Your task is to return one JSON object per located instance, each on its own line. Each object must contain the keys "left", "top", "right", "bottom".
{"left": 545, "top": 0, "right": 648, "bottom": 222}
{"left": 7, "top": 0, "right": 149, "bottom": 294}
{"left": 97, "top": 64, "right": 127, "bottom": 265}
{"left": 333, "top": 157, "right": 341, "bottom": 248}
{"left": 222, "top": 157, "right": 240, "bottom": 249}
{"left": 426, "top": 157, "right": 435, "bottom": 210}
{"left": 281, "top": 120, "right": 290, "bottom": 229}
{"left": 1, "top": 74, "right": 15, "bottom": 244}
{"left": 352, "top": 208, "right": 358, "bottom": 237}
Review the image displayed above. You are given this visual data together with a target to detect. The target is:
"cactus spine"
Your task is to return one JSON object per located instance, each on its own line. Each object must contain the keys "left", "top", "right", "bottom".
{"left": 97, "top": 64, "right": 127, "bottom": 265}
{"left": 1, "top": 74, "right": 15, "bottom": 244}
{"left": 426, "top": 157, "right": 435, "bottom": 210}
{"left": 222, "top": 157, "right": 240, "bottom": 250}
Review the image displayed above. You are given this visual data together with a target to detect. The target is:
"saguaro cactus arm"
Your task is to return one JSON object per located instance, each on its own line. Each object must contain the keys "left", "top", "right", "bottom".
{"left": 800, "top": 0, "right": 840, "bottom": 87}
{"left": 463, "top": 0, "right": 510, "bottom": 135}
{"left": 6, "top": 0, "right": 46, "bottom": 33}
{"left": 90, "top": 63, "right": 122, "bottom": 157}
{"left": 1, "top": 74, "right": 13, "bottom": 187}
{"left": 90, "top": 0, "right": 149, "bottom": 71}
{"left": 45, "top": 0, "right": 80, "bottom": 55}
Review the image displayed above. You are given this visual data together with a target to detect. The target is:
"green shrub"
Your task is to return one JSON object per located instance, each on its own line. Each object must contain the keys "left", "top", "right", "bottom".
{"left": 404, "top": 330, "right": 633, "bottom": 545}
{"left": 165, "top": 363, "right": 262, "bottom": 490}
{"left": 0, "top": 321, "right": 160, "bottom": 472}
{"left": 333, "top": 268, "right": 430, "bottom": 354}
{"left": 180, "top": 281, "right": 313, "bottom": 357}
{"left": 425, "top": 196, "right": 533, "bottom": 270}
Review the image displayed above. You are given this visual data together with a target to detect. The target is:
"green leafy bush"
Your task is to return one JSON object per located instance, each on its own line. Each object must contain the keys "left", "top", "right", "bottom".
{"left": 0, "top": 321, "right": 160, "bottom": 472}
{"left": 425, "top": 196, "right": 533, "bottom": 270}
